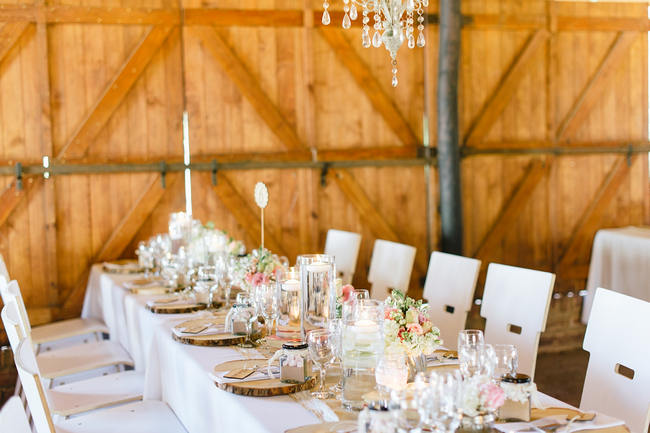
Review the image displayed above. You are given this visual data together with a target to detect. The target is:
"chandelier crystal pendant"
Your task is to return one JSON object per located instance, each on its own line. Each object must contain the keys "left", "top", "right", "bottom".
{"left": 322, "top": 0, "right": 428, "bottom": 87}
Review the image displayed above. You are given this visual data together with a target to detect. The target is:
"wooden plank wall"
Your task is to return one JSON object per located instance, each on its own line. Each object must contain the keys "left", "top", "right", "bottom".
{"left": 0, "top": 0, "right": 648, "bottom": 351}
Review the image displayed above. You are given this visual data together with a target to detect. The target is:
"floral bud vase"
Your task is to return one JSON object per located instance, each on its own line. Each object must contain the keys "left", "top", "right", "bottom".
{"left": 406, "top": 353, "right": 426, "bottom": 382}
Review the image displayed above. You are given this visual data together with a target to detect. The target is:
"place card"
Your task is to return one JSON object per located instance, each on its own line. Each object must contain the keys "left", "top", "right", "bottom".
{"left": 178, "top": 324, "right": 210, "bottom": 334}
{"left": 223, "top": 368, "right": 256, "bottom": 380}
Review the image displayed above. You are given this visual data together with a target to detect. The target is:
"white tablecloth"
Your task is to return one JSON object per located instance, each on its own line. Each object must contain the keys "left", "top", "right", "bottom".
{"left": 81, "top": 267, "right": 323, "bottom": 433}
{"left": 583, "top": 226, "right": 650, "bottom": 324}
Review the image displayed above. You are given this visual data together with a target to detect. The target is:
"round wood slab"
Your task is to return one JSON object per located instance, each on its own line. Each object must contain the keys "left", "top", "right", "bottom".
{"left": 213, "top": 359, "right": 316, "bottom": 397}
{"left": 172, "top": 331, "right": 246, "bottom": 347}
{"left": 145, "top": 301, "right": 206, "bottom": 314}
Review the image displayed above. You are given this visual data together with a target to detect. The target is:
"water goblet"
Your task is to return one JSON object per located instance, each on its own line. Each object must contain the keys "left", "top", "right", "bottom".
{"left": 257, "top": 283, "right": 280, "bottom": 336}
{"left": 458, "top": 329, "right": 484, "bottom": 349}
{"left": 307, "top": 329, "right": 335, "bottom": 399}
{"left": 492, "top": 344, "right": 517, "bottom": 380}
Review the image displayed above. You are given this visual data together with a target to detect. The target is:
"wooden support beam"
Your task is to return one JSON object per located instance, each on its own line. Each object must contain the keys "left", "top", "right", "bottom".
{"left": 318, "top": 28, "right": 419, "bottom": 147}
{"left": 555, "top": 16, "right": 650, "bottom": 32}
{"left": 61, "top": 173, "right": 179, "bottom": 312}
{"left": 472, "top": 159, "right": 550, "bottom": 258}
{"left": 185, "top": 9, "right": 303, "bottom": 27}
{"left": 57, "top": 25, "right": 174, "bottom": 161}
{"left": 556, "top": 32, "right": 637, "bottom": 142}
{"left": 208, "top": 172, "right": 287, "bottom": 257}
{"left": 195, "top": 27, "right": 304, "bottom": 151}
{"left": 0, "top": 21, "right": 29, "bottom": 63}
{"left": 0, "top": 178, "right": 39, "bottom": 228}
{"left": 558, "top": 156, "right": 637, "bottom": 270}
{"left": 465, "top": 29, "right": 549, "bottom": 146}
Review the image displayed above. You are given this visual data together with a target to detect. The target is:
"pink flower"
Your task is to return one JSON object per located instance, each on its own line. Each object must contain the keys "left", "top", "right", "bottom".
{"left": 342, "top": 284, "right": 354, "bottom": 302}
{"left": 384, "top": 308, "right": 399, "bottom": 320}
{"left": 406, "top": 323, "right": 423, "bottom": 335}
{"left": 251, "top": 272, "right": 266, "bottom": 287}
{"left": 479, "top": 383, "right": 506, "bottom": 411}
{"left": 418, "top": 312, "right": 428, "bottom": 324}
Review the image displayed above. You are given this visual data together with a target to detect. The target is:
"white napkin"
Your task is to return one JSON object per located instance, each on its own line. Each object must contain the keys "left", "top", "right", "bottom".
{"left": 495, "top": 413, "right": 625, "bottom": 433}
{"left": 209, "top": 366, "right": 280, "bottom": 384}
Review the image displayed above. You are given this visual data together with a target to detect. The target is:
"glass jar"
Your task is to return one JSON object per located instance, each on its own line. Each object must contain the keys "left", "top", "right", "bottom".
{"left": 279, "top": 267, "right": 301, "bottom": 327}
{"left": 225, "top": 295, "right": 255, "bottom": 335}
{"left": 298, "top": 254, "right": 337, "bottom": 340}
{"left": 341, "top": 299, "right": 384, "bottom": 411}
{"left": 498, "top": 374, "right": 532, "bottom": 422}
{"left": 278, "top": 342, "right": 311, "bottom": 384}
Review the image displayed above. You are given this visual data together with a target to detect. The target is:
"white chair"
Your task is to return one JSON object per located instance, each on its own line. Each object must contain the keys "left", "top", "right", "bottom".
{"left": 324, "top": 229, "right": 362, "bottom": 285}
{"left": 13, "top": 336, "right": 187, "bottom": 433}
{"left": 480, "top": 263, "right": 555, "bottom": 379}
{"left": 422, "top": 252, "right": 481, "bottom": 350}
{"left": 0, "top": 252, "right": 8, "bottom": 282}
{"left": 1, "top": 286, "right": 134, "bottom": 387}
{"left": 0, "top": 396, "right": 31, "bottom": 433}
{"left": 2, "top": 302, "right": 144, "bottom": 417}
{"left": 581, "top": 288, "right": 650, "bottom": 433}
{"left": 368, "top": 239, "right": 416, "bottom": 300}
{"left": 0, "top": 278, "right": 109, "bottom": 352}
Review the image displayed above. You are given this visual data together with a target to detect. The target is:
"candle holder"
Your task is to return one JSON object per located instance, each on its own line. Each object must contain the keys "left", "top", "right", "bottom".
{"left": 298, "top": 254, "right": 337, "bottom": 340}
{"left": 280, "top": 267, "right": 301, "bottom": 327}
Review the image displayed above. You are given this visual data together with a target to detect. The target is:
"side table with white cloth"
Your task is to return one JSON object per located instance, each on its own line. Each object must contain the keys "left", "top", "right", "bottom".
{"left": 582, "top": 226, "right": 650, "bottom": 324}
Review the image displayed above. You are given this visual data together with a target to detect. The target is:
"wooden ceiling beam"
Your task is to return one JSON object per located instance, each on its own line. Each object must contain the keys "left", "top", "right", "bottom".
{"left": 557, "top": 155, "right": 637, "bottom": 270}
{"left": 57, "top": 24, "right": 174, "bottom": 161}
{"left": 464, "top": 29, "right": 549, "bottom": 146}
{"left": 61, "top": 173, "right": 179, "bottom": 313}
{"left": 196, "top": 26, "right": 304, "bottom": 152}
{"left": 0, "top": 21, "right": 29, "bottom": 64}
{"left": 208, "top": 173, "right": 287, "bottom": 257}
{"left": 318, "top": 28, "right": 419, "bottom": 147}
{"left": 556, "top": 32, "right": 637, "bottom": 142}
{"left": 472, "top": 159, "right": 550, "bottom": 259}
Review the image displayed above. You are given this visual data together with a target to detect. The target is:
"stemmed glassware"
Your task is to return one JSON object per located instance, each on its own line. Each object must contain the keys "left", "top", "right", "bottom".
{"left": 491, "top": 344, "right": 518, "bottom": 380}
{"left": 458, "top": 329, "right": 484, "bottom": 348}
{"left": 256, "top": 283, "right": 280, "bottom": 336}
{"left": 327, "top": 319, "right": 343, "bottom": 394}
{"left": 307, "top": 329, "right": 335, "bottom": 399}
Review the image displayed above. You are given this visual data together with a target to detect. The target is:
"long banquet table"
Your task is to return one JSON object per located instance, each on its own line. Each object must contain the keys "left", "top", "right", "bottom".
{"left": 81, "top": 265, "right": 628, "bottom": 433}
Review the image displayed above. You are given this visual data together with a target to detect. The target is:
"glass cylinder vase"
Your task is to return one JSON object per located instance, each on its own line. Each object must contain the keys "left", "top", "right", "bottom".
{"left": 341, "top": 299, "right": 384, "bottom": 411}
{"left": 298, "top": 254, "right": 337, "bottom": 340}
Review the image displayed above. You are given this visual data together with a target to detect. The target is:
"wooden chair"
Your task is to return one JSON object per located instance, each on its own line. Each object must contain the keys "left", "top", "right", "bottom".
{"left": 480, "top": 263, "right": 555, "bottom": 379}
{"left": 0, "top": 279, "right": 108, "bottom": 352}
{"left": 422, "top": 252, "right": 481, "bottom": 350}
{"left": 2, "top": 302, "right": 143, "bottom": 417}
{"left": 1, "top": 294, "right": 134, "bottom": 388}
{"left": 0, "top": 396, "right": 31, "bottom": 433}
{"left": 368, "top": 239, "right": 416, "bottom": 300}
{"left": 13, "top": 336, "right": 187, "bottom": 433}
{"left": 581, "top": 288, "right": 650, "bottom": 433}
{"left": 324, "top": 229, "right": 362, "bottom": 285}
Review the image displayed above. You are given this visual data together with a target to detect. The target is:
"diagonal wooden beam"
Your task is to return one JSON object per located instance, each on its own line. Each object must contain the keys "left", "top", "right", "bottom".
{"left": 472, "top": 159, "right": 550, "bottom": 258}
{"left": 0, "top": 177, "right": 39, "bottom": 228}
{"left": 195, "top": 26, "right": 304, "bottom": 151}
{"left": 0, "top": 21, "right": 29, "bottom": 64}
{"left": 208, "top": 172, "right": 288, "bottom": 257}
{"left": 318, "top": 28, "right": 419, "bottom": 147}
{"left": 464, "top": 29, "right": 548, "bottom": 146}
{"left": 556, "top": 32, "right": 637, "bottom": 142}
{"left": 61, "top": 173, "right": 179, "bottom": 312}
{"left": 57, "top": 24, "right": 173, "bottom": 161}
{"left": 558, "top": 155, "right": 637, "bottom": 270}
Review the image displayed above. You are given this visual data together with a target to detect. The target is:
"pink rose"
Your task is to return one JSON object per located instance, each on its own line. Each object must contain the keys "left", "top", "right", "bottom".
{"left": 418, "top": 312, "right": 428, "bottom": 324}
{"left": 479, "top": 383, "right": 505, "bottom": 411}
{"left": 342, "top": 284, "right": 354, "bottom": 302}
{"left": 251, "top": 272, "right": 265, "bottom": 287}
{"left": 384, "top": 308, "right": 399, "bottom": 320}
{"left": 406, "top": 323, "right": 423, "bottom": 335}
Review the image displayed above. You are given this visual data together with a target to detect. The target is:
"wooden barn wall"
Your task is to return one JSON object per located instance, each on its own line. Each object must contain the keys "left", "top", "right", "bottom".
{"left": 0, "top": 0, "right": 648, "bottom": 350}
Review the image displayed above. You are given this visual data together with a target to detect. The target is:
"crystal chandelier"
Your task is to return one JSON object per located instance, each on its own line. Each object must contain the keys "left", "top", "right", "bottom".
{"left": 321, "top": 0, "right": 429, "bottom": 87}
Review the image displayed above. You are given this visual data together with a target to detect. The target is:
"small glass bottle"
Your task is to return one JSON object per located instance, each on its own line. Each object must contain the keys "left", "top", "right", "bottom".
{"left": 498, "top": 374, "right": 532, "bottom": 422}
{"left": 279, "top": 342, "right": 311, "bottom": 384}
{"left": 225, "top": 294, "right": 255, "bottom": 335}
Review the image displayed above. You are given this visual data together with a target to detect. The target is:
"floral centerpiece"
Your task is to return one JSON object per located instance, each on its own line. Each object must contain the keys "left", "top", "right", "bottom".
{"left": 461, "top": 377, "right": 506, "bottom": 417}
{"left": 383, "top": 290, "right": 442, "bottom": 357}
{"left": 241, "top": 247, "right": 285, "bottom": 289}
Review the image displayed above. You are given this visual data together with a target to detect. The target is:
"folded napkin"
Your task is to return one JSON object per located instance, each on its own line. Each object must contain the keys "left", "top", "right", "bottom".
{"left": 103, "top": 261, "right": 141, "bottom": 273}
{"left": 495, "top": 413, "right": 625, "bottom": 433}
{"left": 210, "top": 366, "right": 280, "bottom": 384}
{"left": 124, "top": 278, "right": 162, "bottom": 289}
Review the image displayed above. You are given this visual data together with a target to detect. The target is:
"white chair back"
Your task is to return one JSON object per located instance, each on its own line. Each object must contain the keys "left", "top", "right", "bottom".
{"left": 423, "top": 252, "right": 481, "bottom": 350}
{"left": 368, "top": 239, "right": 416, "bottom": 300}
{"left": 0, "top": 252, "right": 8, "bottom": 282}
{"left": 0, "top": 396, "right": 31, "bottom": 433}
{"left": 581, "top": 288, "right": 650, "bottom": 433}
{"left": 480, "top": 263, "right": 555, "bottom": 378}
{"left": 13, "top": 337, "right": 56, "bottom": 433}
{"left": 1, "top": 280, "right": 32, "bottom": 334}
{"left": 1, "top": 300, "right": 25, "bottom": 353}
{"left": 324, "top": 229, "right": 362, "bottom": 285}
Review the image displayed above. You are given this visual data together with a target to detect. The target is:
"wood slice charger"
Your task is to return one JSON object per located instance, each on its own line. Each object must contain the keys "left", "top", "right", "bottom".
{"left": 171, "top": 318, "right": 246, "bottom": 347}
{"left": 213, "top": 359, "right": 316, "bottom": 397}
{"left": 145, "top": 299, "right": 207, "bottom": 314}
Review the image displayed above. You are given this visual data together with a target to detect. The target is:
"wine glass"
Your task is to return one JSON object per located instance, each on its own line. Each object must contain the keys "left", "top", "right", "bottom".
{"left": 376, "top": 351, "right": 408, "bottom": 401}
{"left": 459, "top": 343, "right": 495, "bottom": 379}
{"left": 257, "top": 283, "right": 280, "bottom": 336}
{"left": 492, "top": 344, "right": 518, "bottom": 380}
{"left": 327, "top": 319, "right": 344, "bottom": 394}
{"left": 458, "top": 329, "right": 484, "bottom": 349}
{"left": 307, "top": 329, "right": 335, "bottom": 399}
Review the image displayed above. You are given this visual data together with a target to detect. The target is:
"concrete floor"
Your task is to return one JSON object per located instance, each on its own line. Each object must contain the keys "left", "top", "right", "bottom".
{"left": 534, "top": 349, "right": 590, "bottom": 407}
